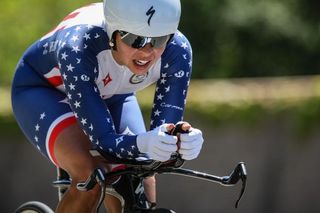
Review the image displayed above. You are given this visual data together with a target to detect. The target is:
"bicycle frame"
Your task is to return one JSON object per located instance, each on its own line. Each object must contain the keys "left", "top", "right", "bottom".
{"left": 52, "top": 123, "right": 247, "bottom": 212}
{"left": 52, "top": 152, "right": 247, "bottom": 212}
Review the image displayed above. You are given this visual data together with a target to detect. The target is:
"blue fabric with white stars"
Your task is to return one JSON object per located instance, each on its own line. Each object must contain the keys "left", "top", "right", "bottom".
{"left": 11, "top": 3, "right": 192, "bottom": 161}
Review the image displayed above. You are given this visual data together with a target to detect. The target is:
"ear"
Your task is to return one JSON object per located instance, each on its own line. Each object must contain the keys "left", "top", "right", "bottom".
{"left": 109, "top": 31, "right": 118, "bottom": 50}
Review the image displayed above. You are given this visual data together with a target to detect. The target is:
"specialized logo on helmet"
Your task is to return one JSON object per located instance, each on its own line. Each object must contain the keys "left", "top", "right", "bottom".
{"left": 146, "top": 6, "right": 155, "bottom": 26}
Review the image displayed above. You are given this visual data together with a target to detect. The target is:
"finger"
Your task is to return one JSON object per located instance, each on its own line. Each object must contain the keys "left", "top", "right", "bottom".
{"left": 180, "top": 139, "right": 203, "bottom": 150}
{"left": 155, "top": 141, "right": 178, "bottom": 152}
{"left": 179, "top": 148, "right": 201, "bottom": 160}
{"left": 181, "top": 152, "right": 199, "bottom": 160}
{"left": 149, "top": 152, "right": 171, "bottom": 162}
{"left": 159, "top": 133, "right": 178, "bottom": 144}
{"left": 180, "top": 122, "right": 191, "bottom": 132}
{"left": 180, "top": 128, "right": 202, "bottom": 142}
{"left": 159, "top": 123, "right": 174, "bottom": 133}
{"left": 179, "top": 146, "right": 201, "bottom": 156}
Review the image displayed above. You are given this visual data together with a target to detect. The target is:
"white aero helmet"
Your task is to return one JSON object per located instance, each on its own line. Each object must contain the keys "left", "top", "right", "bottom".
{"left": 103, "top": 0, "right": 181, "bottom": 38}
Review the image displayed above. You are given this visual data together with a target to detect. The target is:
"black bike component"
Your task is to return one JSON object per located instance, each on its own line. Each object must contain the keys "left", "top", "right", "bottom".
{"left": 228, "top": 162, "right": 247, "bottom": 208}
{"left": 14, "top": 201, "right": 54, "bottom": 213}
{"left": 52, "top": 168, "right": 71, "bottom": 200}
{"left": 116, "top": 162, "right": 248, "bottom": 209}
{"left": 76, "top": 168, "right": 107, "bottom": 212}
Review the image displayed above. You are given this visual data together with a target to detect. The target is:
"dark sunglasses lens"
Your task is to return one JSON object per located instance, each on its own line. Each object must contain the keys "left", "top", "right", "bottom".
{"left": 151, "top": 36, "right": 170, "bottom": 48}
{"left": 120, "top": 31, "right": 170, "bottom": 49}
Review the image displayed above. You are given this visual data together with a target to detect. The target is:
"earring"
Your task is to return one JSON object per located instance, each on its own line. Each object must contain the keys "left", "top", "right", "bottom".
{"left": 109, "top": 40, "right": 114, "bottom": 47}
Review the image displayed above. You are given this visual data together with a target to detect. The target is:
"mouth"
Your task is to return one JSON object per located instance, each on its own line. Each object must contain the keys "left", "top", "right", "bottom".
{"left": 133, "top": 59, "right": 152, "bottom": 70}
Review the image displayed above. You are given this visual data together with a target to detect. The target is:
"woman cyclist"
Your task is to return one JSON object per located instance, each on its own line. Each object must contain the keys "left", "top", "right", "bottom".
{"left": 11, "top": 0, "right": 204, "bottom": 212}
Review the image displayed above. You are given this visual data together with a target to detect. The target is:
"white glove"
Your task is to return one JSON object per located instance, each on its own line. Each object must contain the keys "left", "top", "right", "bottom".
{"left": 137, "top": 124, "right": 178, "bottom": 162}
{"left": 179, "top": 127, "right": 204, "bottom": 160}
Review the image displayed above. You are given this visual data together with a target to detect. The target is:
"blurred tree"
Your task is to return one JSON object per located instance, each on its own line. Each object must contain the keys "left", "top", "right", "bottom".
{"left": 1, "top": 0, "right": 320, "bottom": 86}
{"left": 179, "top": 0, "right": 320, "bottom": 78}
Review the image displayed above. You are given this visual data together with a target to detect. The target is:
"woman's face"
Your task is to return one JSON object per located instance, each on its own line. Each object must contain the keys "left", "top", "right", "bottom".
{"left": 111, "top": 32, "right": 167, "bottom": 75}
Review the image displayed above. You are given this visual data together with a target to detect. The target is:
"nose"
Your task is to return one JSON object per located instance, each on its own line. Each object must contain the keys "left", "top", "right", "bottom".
{"left": 139, "top": 43, "right": 154, "bottom": 55}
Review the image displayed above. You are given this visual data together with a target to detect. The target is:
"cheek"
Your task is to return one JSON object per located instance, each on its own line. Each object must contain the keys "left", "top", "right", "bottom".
{"left": 118, "top": 45, "right": 137, "bottom": 62}
{"left": 154, "top": 47, "right": 166, "bottom": 58}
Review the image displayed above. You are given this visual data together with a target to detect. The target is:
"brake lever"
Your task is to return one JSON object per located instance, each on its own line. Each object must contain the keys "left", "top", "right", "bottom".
{"left": 221, "top": 162, "right": 247, "bottom": 208}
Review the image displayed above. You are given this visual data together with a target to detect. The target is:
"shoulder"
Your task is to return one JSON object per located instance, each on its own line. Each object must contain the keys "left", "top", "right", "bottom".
{"left": 160, "top": 31, "right": 192, "bottom": 73}
{"left": 167, "top": 31, "right": 192, "bottom": 53}
{"left": 162, "top": 31, "right": 192, "bottom": 63}
{"left": 171, "top": 31, "right": 192, "bottom": 50}
{"left": 41, "top": 3, "right": 107, "bottom": 42}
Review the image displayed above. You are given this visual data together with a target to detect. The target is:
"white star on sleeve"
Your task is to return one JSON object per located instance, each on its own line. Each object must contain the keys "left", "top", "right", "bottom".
{"left": 154, "top": 109, "right": 161, "bottom": 116}
{"left": 67, "top": 92, "right": 72, "bottom": 99}
{"left": 165, "top": 86, "right": 170, "bottom": 92}
{"left": 181, "top": 42, "right": 188, "bottom": 49}
{"left": 183, "top": 54, "right": 187, "bottom": 59}
{"left": 74, "top": 101, "right": 81, "bottom": 108}
{"left": 83, "top": 33, "right": 91, "bottom": 40}
{"left": 89, "top": 124, "right": 94, "bottom": 131}
{"left": 71, "top": 35, "right": 79, "bottom": 42}
{"left": 66, "top": 64, "right": 75, "bottom": 72}
{"left": 63, "top": 73, "right": 68, "bottom": 80}
{"left": 68, "top": 83, "right": 76, "bottom": 90}
{"left": 94, "top": 33, "right": 100, "bottom": 39}
{"left": 61, "top": 52, "right": 68, "bottom": 60}
{"left": 81, "top": 118, "right": 87, "bottom": 125}
{"left": 161, "top": 73, "right": 167, "bottom": 78}
{"left": 157, "top": 93, "right": 164, "bottom": 100}
{"left": 40, "top": 112, "right": 46, "bottom": 119}
{"left": 71, "top": 46, "right": 80, "bottom": 53}
{"left": 160, "top": 78, "right": 166, "bottom": 84}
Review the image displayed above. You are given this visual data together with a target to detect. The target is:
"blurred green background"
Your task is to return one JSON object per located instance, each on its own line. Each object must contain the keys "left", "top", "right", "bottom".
{"left": 1, "top": 0, "right": 320, "bottom": 213}
{"left": 1, "top": 0, "right": 320, "bottom": 86}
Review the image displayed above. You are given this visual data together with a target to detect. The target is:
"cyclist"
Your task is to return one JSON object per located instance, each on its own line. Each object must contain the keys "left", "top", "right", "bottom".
{"left": 11, "top": 0, "right": 204, "bottom": 212}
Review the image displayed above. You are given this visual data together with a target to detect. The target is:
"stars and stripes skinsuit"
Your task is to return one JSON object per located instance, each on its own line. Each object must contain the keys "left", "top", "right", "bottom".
{"left": 11, "top": 3, "right": 192, "bottom": 166}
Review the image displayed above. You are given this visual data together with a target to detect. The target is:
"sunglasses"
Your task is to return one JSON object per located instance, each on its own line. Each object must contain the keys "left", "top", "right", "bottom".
{"left": 119, "top": 31, "right": 171, "bottom": 49}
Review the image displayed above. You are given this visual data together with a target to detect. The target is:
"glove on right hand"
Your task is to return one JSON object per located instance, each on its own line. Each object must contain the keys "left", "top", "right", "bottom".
{"left": 137, "top": 124, "right": 178, "bottom": 162}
